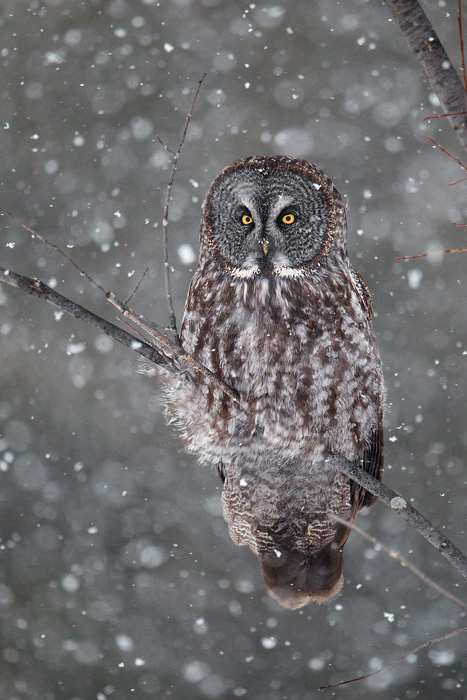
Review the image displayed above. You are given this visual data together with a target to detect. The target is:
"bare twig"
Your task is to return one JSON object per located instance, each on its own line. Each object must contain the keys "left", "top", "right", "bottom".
{"left": 0, "top": 206, "right": 108, "bottom": 296}
{"left": 425, "top": 136, "right": 467, "bottom": 185}
{"left": 0, "top": 207, "right": 244, "bottom": 408}
{"left": 424, "top": 110, "right": 467, "bottom": 121}
{"left": 125, "top": 266, "right": 150, "bottom": 304}
{"left": 320, "top": 626, "right": 467, "bottom": 690}
{"left": 331, "top": 513, "right": 467, "bottom": 613}
{"left": 329, "top": 455, "right": 467, "bottom": 581}
{"left": 449, "top": 177, "right": 467, "bottom": 186}
{"left": 156, "top": 73, "right": 207, "bottom": 344}
{"left": 0, "top": 267, "right": 176, "bottom": 371}
{"left": 385, "top": 0, "right": 467, "bottom": 153}
{"left": 2, "top": 269, "right": 243, "bottom": 409}
{"left": 426, "top": 135, "right": 467, "bottom": 171}
{"left": 396, "top": 247, "right": 467, "bottom": 260}
{"left": 1, "top": 266, "right": 244, "bottom": 408}
{"left": 105, "top": 291, "right": 245, "bottom": 408}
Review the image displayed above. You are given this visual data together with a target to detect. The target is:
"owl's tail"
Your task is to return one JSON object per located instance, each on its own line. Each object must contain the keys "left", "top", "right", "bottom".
{"left": 260, "top": 539, "right": 346, "bottom": 610}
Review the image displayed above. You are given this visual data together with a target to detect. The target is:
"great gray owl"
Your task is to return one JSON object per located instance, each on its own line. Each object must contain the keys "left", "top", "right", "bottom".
{"left": 160, "top": 155, "right": 384, "bottom": 610}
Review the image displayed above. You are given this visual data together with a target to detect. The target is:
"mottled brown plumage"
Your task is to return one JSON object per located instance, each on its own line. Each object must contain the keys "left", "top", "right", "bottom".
{"left": 160, "top": 156, "right": 384, "bottom": 609}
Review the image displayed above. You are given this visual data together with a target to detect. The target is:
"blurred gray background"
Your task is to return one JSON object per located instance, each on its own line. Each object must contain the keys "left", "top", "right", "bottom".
{"left": 0, "top": 1, "right": 466, "bottom": 698}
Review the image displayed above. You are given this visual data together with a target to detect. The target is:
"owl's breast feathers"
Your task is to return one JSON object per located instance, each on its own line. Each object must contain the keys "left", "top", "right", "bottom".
{"left": 160, "top": 261, "right": 383, "bottom": 608}
{"left": 171, "top": 262, "right": 381, "bottom": 463}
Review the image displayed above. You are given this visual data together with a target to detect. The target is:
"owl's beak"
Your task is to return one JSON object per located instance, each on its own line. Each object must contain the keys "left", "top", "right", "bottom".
{"left": 260, "top": 238, "right": 269, "bottom": 256}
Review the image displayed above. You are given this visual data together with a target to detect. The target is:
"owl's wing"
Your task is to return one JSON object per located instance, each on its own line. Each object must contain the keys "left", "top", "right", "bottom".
{"left": 352, "top": 408, "right": 384, "bottom": 510}
{"left": 347, "top": 265, "right": 383, "bottom": 508}
{"left": 349, "top": 265, "right": 373, "bottom": 318}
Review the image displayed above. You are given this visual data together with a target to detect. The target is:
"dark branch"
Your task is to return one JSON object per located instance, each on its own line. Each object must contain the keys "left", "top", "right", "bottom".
{"left": 385, "top": 0, "right": 467, "bottom": 153}
{"left": 331, "top": 513, "right": 467, "bottom": 613}
{"left": 125, "top": 265, "right": 150, "bottom": 305}
{"left": 0, "top": 202, "right": 244, "bottom": 408}
{"left": 320, "top": 625, "right": 467, "bottom": 690}
{"left": 329, "top": 455, "right": 467, "bottom": 581}
{"left": 0, "top": 267, "right": 175, "bottom": 371}
{"left": 104, "top": 290, "right": 245, "bottom": 409}
{"left": 459, "top": 0, "right": 467, "bottom": 94}
{"left": 0, "top": 266, "right": 245, "bottom": 410}
{"left": 396, "top": 246, "right": 467, "bottom": 260}
{"left": 156, "top": 73, "right": 207, "bottom": 344}
{"left": 0, "top": 205, "right": 108, "bottom": 295}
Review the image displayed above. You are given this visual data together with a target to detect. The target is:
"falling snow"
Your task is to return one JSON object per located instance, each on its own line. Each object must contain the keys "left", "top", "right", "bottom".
{"left": 0, "top": 1, "right": 465, "bottom": 698}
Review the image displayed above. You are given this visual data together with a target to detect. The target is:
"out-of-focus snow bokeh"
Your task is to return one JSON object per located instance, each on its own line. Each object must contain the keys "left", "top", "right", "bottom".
{"left": 0, "top": 1, "right": 466, "bottom": 698}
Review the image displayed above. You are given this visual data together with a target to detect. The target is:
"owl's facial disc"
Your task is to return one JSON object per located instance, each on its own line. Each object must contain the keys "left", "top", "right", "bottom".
{"left": 204, "top": 157, "right": 343, "bottom": 278}
{"left": 232, "top": 200, "right": 304, "bottom": 277}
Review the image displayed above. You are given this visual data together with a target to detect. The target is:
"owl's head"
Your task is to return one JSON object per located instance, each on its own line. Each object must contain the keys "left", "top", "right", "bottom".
{"left": 200, "top": 155, "right": 347, "bottom": 278}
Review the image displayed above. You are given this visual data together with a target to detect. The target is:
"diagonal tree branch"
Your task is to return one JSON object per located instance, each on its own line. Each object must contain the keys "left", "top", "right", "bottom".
{"left": 0, "top": 265, "right": 245, "bottom": 410}
{"left": 385, "top": 0, "right": 467, "bottom": 153}
{"left": 320, "top": 625, "right": 467, "bottom": 690}
{"left": 331, "top": 512, "right": 467, "bottom": 613}
{"left": 0, "top": 267, "right": 175, "bottom": 371}
{"left": 329, "top": 455, "right": 467, "bottom": 580}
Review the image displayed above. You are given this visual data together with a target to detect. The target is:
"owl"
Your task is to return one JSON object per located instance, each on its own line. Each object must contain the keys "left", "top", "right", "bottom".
{"left": 160, "top": 155, "right": 384, "bottom": 610}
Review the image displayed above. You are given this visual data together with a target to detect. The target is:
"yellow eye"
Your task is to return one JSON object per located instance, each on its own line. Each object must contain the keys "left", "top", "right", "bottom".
{"left": 282, "top": 213, "right": 295, "bottom": 225}
{"left": 241, "top": 214, "right": 253, "bottom": 225}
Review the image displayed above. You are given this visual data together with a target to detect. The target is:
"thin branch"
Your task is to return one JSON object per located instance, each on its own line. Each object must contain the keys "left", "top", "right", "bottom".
{"left": 331, "top": 513, "right": 467, "bottom": 613}
{"left": 0, "top": 207, "right": 244, "bottom": 408}
{"left": 319, "top": 626, "right": 467, "bottom": 690}
{"left": 395, "top": 134, "right": 467, "bottom": 259}
{"left": 449, "top": 177, "right": 467, "bottom": 186}
{"left": 1, "top": 266, "right": 244, "bottom": 409}
{"left": 424, "top": 109, "right": 467, "bottom": 121}
{"left": 0, "top": 206, "right": 107, "bottom": 296}
{"left": 0, "top": 267, "right": 176, "bottom": 371}
{"left": 125, "top": 266, "right": 150, "bottom": 304}
{"left": 105, "top": 290, "right": 245, "bottom": 409}
{"left": 0, "top": 209, "right": 167, "bottom": 345}
{"left": 459, "top": 0, "right": 467, "bottom": 93}
{"left": 156, "top": 73, "right": 207, "bottom": 344}
{"left": 426, "top": 135, "right": 467, "bottom": 171}
{"left": 396, "top": 247, "right": 467, "bottom": 260}
{"left": 385, "top": 0, "right": 467, "bottom": 154}
{"left": 328, "top": 455, "right": 467, "bottom": 581}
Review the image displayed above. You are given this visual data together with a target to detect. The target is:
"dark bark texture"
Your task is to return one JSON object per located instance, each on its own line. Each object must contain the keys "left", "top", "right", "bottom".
{"left": 332, "top": 455, "right": 467, "bottom": 581}
{"left": 386, "top": 0, "right": 467, "bottom": 153}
